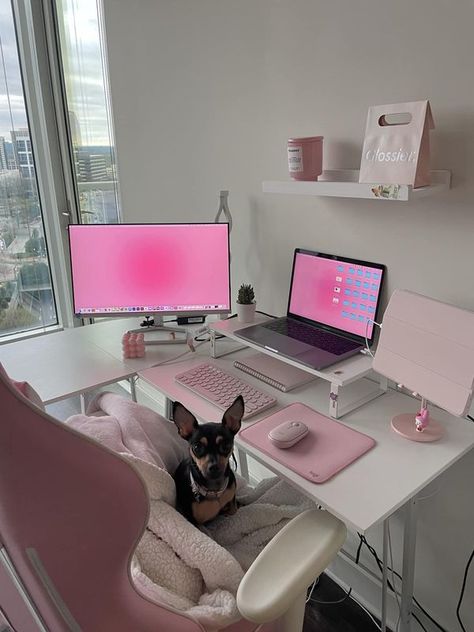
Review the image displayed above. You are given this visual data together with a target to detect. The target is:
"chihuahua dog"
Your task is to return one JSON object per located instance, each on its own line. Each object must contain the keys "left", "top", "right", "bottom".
{"left": 172, "top": 396, "right": 244, "bottom": 525}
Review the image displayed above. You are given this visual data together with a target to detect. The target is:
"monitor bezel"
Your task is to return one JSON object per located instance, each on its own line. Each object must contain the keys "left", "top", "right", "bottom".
{"left": 287, "top": 248, "right": 386, "bottom": 346}
{"left": 68, "top": 222, "right": 231, "bottom": 319}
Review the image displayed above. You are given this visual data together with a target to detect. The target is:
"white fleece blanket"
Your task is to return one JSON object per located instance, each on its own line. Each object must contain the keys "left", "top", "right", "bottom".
{"left": 66, "top": 393, "right": 314, "bottom": 630}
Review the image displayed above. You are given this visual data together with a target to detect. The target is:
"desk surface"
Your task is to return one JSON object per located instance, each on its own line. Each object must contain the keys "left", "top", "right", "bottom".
{"left": 3, "top": 319, "right": 474, "bottom": 536}
{"left": 0, "top": 317, "right": 191, "bottom": 403}
{"left": 139, "top": 344, "right": 474, "bottom": 534}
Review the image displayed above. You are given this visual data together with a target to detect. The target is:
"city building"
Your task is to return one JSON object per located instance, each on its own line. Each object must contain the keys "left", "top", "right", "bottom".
{"left": 0, "top": 137, "right": 7, "bottom": 171}
{"left": 77, "top": 151, "right": 107, "bottom": 182}
{"left": 10, "top": 129, "right": 35, "bottom": 178}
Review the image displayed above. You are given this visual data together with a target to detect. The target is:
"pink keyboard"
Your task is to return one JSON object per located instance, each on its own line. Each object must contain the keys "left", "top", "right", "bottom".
{"left": 175, "top": 363, "right": 277, "bottom": 419}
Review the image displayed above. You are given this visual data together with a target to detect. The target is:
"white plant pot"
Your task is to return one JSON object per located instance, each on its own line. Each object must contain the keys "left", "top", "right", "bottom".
{"left": 236, "top": 302, "right": 256, "bottom": 323}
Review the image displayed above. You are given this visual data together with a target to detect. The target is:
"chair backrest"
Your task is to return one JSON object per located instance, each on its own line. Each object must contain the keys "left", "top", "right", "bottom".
{"left": 0, "top": 363, "right": 203, "bottom": 632}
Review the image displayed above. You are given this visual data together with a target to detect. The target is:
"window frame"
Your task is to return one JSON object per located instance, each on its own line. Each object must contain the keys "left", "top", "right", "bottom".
{"left": 2, "top": 0, "right": 122, "bottom": 341}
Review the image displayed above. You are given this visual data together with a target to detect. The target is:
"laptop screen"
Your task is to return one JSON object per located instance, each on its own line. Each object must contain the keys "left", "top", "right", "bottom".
{"left": 288, "top": 250, "right": 385, "bottom": 341}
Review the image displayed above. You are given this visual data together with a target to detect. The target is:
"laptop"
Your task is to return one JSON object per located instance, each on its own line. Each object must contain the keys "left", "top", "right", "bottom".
{"left": 234, "top": 248, "right": 386, "bottom": 370}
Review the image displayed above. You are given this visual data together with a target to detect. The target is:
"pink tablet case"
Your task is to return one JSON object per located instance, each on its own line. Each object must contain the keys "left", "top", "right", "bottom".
{"left": 239, "top": 402, "right": 375, "bottom": 483}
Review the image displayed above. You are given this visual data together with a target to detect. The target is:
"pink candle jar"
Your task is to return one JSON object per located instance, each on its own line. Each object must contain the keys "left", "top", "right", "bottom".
{"left": 287, "top": 136, "right": 323, "bottom": 181}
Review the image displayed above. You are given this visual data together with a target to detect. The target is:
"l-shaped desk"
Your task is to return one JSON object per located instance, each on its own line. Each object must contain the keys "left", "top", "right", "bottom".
{"left": 1, "top": 317, "right": 474, "bottom": 632}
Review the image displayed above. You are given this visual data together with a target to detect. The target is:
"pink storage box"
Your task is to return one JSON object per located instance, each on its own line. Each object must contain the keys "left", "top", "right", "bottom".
{"left": 287, "top": 136, "right": 323, "bottom": 181}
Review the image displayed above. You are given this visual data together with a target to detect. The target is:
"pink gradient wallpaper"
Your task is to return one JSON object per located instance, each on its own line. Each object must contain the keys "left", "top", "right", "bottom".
{"left": 289, "top": 253, "right": 383, "bottom": 338}
{"left": 69, "top": 224, "right": 230, "bottom": 315}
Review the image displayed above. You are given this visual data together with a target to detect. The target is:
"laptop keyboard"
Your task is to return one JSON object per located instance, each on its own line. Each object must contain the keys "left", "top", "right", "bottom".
{"left": 263, "top": 319, "right": 361, "bottom": 356}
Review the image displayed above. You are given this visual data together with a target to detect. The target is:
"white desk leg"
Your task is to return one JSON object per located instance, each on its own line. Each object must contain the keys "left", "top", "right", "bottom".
{"left": 80, "top": 394, "right": 86, "bottom": 414}
{"left": 235, "top": 446, "right": 249, "bottom": 481}
{"left": 381, "top": 519, "right": 389, "bottom": 632}
{"left": 128, "top": 376, "right": 137, "bottom": 402}
{"left": 400, "top": 498, "right": 418, "bottom": 632}
{"left": 164, "top": 396, "right": 173, "bottom": 420}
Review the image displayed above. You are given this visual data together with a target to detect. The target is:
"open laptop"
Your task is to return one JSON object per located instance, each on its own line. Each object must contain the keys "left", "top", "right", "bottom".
{"left": 234, "top": 249, "right": 386, "bottom": 370}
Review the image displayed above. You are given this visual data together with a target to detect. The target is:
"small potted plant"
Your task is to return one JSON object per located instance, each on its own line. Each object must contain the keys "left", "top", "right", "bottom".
{"left": 236, "top": 283, "right": 256, "bottom": 323}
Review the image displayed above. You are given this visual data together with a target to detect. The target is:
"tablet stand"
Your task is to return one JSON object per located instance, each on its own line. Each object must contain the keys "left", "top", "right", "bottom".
{"left": 373, "top": 289, "right": 474, "bottom": 442}
{"left": 391, "top": 396, "right": 444, "bottom": 442}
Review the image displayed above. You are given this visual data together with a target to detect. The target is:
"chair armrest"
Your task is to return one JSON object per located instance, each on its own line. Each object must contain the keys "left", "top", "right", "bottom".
{"left": 236, "top": 509, "right": 346, "bottom": 624}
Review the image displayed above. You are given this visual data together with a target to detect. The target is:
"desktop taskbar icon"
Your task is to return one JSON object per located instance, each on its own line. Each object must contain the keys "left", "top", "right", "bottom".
{"left": 79, "top": 304, "right": 227, "bottom": 314}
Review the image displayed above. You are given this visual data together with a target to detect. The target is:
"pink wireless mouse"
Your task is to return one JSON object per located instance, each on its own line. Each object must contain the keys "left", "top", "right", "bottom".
{"left": 268, "top": 420, "right": 309, "bottom": 449}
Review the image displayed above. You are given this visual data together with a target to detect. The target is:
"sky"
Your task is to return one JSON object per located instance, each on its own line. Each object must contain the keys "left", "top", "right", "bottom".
{"left": 0, "top": 0, "right": 27, "bottom": 140}
{"left": 0, "top": 0, "right": 112, "bottom": 146}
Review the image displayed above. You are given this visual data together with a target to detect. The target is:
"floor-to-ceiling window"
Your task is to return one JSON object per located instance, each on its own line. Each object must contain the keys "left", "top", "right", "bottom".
{"left": 0, "top": 0, "right": 58, "bottom": 337}
{"left": 54, "top": 0, "right": 120, "bottom": 225}
{"left": 0, "top": 0, "right": 120, "bottom": 340}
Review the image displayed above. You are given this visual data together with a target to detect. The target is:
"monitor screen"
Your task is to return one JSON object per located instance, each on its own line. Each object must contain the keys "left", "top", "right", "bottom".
{"left": 68, "top": 223, "right": 231, "bottom": 317}
{"left": 288, "top": 249, "right": 385, "bottom": 341}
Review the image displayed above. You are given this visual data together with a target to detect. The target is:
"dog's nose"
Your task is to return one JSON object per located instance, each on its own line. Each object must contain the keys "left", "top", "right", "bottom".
{"left": 208, "top": 463, "right": 221, "bottom": 477}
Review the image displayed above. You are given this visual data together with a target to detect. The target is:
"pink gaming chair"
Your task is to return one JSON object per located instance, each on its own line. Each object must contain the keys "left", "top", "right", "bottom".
{"left": 0, "top": 362, "right": 346, "bottom": 632}
{"left": 0, "top": 362, "right": 207, "bottom": 631}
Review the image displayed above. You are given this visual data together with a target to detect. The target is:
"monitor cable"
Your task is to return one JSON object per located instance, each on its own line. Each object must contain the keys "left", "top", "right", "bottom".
{"left": 357, "top": 533, "right": 448, "bottom": 632}
{"left": 225, "top": 310, "right": 276, "bottom": 320}
{"left": 456, "top": 547, "right": 474, "bottom": 632}
{"left": 363, "top": 317, "right": 382, "bottom": 358}
{"left": 307, "top": 533, "right": 386, "bottom": 632}
{"left": 306, "top": 536, "right": 362, "bottom": 605}
{"left": 256, "top": 310, "right": 276, "bottom": 319}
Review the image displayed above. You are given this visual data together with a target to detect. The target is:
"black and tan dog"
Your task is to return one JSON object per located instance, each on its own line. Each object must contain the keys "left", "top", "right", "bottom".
{"left": 172, "top": 396, "right": 244, "bottom": 525}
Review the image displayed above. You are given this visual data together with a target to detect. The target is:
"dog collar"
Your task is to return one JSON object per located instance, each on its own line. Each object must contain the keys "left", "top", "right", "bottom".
{"left": 189, "top": 472, "right": 229, "bottom": 501}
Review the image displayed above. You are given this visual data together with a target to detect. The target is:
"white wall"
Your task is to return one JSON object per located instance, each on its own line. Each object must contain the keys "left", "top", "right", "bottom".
{"left": 103, "top": 1, "right": 474, "bottom": 630}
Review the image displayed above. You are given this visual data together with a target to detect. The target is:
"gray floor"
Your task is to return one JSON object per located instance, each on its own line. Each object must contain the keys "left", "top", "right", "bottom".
{"left": 46, "top": 396, "right": 84, "bottom": 420}
{"left": 304, "top": 575, "right": 383, "bottom": 631}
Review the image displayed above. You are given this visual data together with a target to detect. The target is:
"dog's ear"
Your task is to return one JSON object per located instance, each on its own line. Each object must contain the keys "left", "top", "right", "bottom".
{"left": 222, "top": 395, "right": 244, "bottom": 435}
{"left": 173, "top": 401, "right": 198, "bottom": 440}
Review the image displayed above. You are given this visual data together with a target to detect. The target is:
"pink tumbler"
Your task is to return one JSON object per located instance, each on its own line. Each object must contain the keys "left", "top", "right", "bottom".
{"left": 287, "top": 136, "right": 323, "bottom": 181}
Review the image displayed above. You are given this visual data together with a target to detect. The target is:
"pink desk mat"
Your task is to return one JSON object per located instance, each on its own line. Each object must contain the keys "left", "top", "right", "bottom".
{"left": 239, "top": 402, "right": 375, "bottom": 483}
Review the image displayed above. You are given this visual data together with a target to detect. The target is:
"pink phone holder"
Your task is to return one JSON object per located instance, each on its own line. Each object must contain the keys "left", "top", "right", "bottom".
{"left": 287, "top": 136, "right": 323, "bottom": 181}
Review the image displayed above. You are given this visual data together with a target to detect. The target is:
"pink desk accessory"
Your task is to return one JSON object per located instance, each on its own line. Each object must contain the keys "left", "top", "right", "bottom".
{"left": 122, "top": 332, "right": 145, "bottom": 359}
{"left": 373, "top": 289, "right": 474, "bottom": 442}
{"left": 239, "top": 402, "right": 375, "bottom": 483}
{"left": 287, "top": 136, "right": 323, "bottom": 181}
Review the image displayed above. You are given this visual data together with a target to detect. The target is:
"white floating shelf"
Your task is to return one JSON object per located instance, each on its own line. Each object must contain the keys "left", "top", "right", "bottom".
{"left": 263, "top": 169, "right": 451, "bottom": 201}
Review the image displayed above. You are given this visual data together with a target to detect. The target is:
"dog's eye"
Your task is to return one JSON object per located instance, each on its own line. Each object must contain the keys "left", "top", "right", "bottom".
{"left": 192, "top": 443, "right": 206, "bottom": 457}
{"left": 218, "top": 442, "right": 231, "bottom": 456}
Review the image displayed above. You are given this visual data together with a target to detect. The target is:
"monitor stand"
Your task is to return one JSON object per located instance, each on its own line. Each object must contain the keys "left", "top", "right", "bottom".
{"left": 128, "top": 315, "right": 188, "bottom": 345}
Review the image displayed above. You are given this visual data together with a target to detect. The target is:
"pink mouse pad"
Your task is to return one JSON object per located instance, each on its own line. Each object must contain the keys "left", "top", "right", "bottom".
{"left": 239, "top": 402, "right": 375, "bottom": 483}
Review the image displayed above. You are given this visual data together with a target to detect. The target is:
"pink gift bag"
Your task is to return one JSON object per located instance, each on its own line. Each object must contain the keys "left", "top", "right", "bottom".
{"left": 359, "top": 100, "right": 434, "bottom": 188}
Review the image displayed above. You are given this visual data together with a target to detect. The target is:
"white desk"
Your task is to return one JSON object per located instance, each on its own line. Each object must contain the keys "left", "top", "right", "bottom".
{"left": 0, "top": 318, "right": 194, "bottom": 404}
{"left": 2, "top": 319, "right": 474, "bottom": 632}
{"left": 138, "top": 343, "right": 474, "bottom": 632}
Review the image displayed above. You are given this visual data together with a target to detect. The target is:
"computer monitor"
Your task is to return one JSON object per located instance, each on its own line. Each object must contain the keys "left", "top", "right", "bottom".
{"left": 288, "top": 249, "right": 385, "bottom": 343}
{"left": 68, "top": 223, "right": 230, "bottom": 318}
